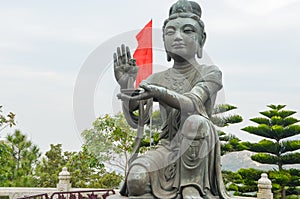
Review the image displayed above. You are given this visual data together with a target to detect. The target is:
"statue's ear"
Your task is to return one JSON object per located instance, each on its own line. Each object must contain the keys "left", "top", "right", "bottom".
{"left": 197, "top": 48, "right": 203, "bottom": 59}
{"left": 200, "top": 32, "right": 206, "bottom": 47}
{"left": 167, "top": 53, "right": 172, "bottom": 62}
{"left": 197, "top": 32, "right": 206, "bottom": 59}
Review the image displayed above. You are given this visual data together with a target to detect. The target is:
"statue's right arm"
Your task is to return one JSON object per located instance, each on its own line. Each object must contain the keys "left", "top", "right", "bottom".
{"left": 113, "top": 44, "right": 138, "bottom": 89}
{"left": 113, "top": 44, "right": 148, "bottom": 128}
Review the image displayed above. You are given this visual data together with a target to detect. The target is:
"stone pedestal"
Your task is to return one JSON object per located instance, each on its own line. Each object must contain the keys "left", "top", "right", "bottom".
{"left": 257, "top": 173, "right": 273, "bottom": 199}
{"left": 57, "top": 167, "right": 71, "bottom": 191}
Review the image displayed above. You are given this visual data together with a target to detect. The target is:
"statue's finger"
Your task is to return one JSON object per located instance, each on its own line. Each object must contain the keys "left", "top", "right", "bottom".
{"left": 113, "top": 53, "right": 118, "bottom": 67}
{"left": 121, "top": 44, "right": 126, "bottom": 64}
{"left": 132, "top": 92, "right": 151, "bottom": 101}
{"left": 139, "top": 83, "right": 150, "bottom": 91}
{"left": 126, "top": 46, "right": 132, "bottom": 60}
{"left": 117, "top": 93, "right": 135, "bottom": 101}
{"left": 117, "top": 47, "right": 122, "bottom": 65}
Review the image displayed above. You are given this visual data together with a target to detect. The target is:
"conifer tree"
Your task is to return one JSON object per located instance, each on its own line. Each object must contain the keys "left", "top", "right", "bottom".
{"left": 211, "top": 104, "right": 245, "bottom": 155}
{"left": 5, "top": 130, "right": 41, "bottom": 186}
{"left": 242, "top": 104, "right": 300, "bottom": 198}
{"left": 0, "top": 105, "right": 15, "bottom": 132}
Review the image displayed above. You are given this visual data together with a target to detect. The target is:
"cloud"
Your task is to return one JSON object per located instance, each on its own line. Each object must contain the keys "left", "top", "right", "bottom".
{"left": 0, "top": 6, "right": 109, "bottom": 50}
{"left": 0, "top": 65, "right": 74, "bottom": 83}
{"left": 0, "top": 64, "right": 80, "bottom": 152}
{"left": 206, "top": 0, "right": 300, "bottom": 35}
{"left": 1, "top": 0, "right": 299, "bottom": 153}
{"left": 225, "top": 0, "right": 298, "bottom": 16}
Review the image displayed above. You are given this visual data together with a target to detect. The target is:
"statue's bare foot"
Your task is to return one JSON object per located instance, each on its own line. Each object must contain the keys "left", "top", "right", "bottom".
{"left": 182, "top": 186, "right": 203, "bottom": 199}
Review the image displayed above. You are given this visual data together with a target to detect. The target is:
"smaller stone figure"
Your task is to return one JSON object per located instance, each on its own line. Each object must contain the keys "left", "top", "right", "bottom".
{"left": 113, "top": 0, "right": 231, "bottom": 198}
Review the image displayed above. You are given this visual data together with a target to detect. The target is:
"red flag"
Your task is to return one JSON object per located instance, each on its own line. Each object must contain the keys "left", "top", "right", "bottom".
{"left": 133, "top": 20, "right": 153, "bottom": 88}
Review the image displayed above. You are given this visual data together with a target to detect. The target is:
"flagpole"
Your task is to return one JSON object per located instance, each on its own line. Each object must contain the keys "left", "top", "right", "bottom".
{"left": 149, "top": 98, "right": 153, "bottom": 147}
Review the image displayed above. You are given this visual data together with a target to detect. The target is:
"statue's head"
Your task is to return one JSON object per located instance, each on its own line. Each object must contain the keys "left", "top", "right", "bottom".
{"left": 163, "top": 0, "right": 206, "bottom": 62}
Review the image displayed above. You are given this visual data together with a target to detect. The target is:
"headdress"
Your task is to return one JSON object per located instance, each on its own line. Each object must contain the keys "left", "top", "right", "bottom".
{"left": 163, "top": 0, "right": 205, "bottom": 32}
{"left": 169, "top": 0, "right": 202, "bottom": 19}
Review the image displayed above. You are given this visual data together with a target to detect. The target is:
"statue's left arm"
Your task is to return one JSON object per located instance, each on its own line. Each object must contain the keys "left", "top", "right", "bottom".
{"left": 129, "top": 65, "right": 222, "bottom": 118}
{"left": 184, "top": 65, "right": 223, "bottom": 117}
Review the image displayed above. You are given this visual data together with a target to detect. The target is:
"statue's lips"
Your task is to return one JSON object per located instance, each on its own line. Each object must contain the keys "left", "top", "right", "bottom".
{"left": 172, "top": 43, "right": 186, "bottom": 48}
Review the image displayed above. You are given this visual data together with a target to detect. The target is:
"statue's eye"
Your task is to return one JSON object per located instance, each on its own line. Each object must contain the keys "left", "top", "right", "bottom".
{"left": 165, "top": 28, "right": 175, "bottom": 36}
{"left": 183, "top": 27, "right": 195, "bottom": 34}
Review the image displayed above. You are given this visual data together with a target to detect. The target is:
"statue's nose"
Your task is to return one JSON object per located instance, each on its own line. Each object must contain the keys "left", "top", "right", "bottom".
{"left": 174, "top": 31, "right": 183, "bottom": 41}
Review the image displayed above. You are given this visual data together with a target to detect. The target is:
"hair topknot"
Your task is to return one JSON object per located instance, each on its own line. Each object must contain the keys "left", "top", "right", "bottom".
{"left": 169, "top": 0, "right": 202, "bottom": 18}
{"left": 163, "top": 0, "right": 205, "bottom": 32}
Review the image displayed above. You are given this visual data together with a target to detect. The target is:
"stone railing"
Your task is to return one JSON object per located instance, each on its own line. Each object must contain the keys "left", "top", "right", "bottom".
{"left": 0, "top": 187, "right": 56, "bottom": 199}
{"left": 0, "top": 168, "right": 273, "bottom": 199}
{"left": 0, "top": 167, "right": 114, "bottom": 199}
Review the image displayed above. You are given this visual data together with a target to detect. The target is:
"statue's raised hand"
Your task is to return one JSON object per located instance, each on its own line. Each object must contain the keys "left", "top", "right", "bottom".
{"left": 114, "top": 44, "right": 138, "bottom": 89}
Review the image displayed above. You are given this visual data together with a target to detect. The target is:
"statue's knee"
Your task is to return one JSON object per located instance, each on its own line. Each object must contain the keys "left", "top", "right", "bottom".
{"left": 127, "top": 165, "right": 150, "bottom": 196}
{"left": 182, "top": 115, "right": 209, "bottom": 139}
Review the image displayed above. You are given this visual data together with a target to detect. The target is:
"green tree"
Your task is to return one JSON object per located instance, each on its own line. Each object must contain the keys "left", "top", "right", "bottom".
{"left": 284, "top": 169, "right": 300, "bottom": 197}
{"left": 0, "top": 106, "right": 15, "bottom": 132}
{"left": 35, "top": 144, "right": 67, "bottom": 187}
{"left": 4, "top": 130, "right": 41, "bottom": 186}
{"left": 0, "top": 141, "right": 15, "bottom": 186}
{"left": 82, "top": 111, "right": 163, "bottom": 178}
{"left": 66, "top": 146, "right": 122, "bottom": 188}
{"left": 82, "top": 113, "right": 135, "bottom": 178}
{"left": 35, "top": 144, "right": 122, "bottom": 188}
{"left": 225, "top": 168, "right": 263, "bottom": 197}
{"left": 0, "top": 106, "right": 17, "bottom": 186}
{"left": 211, "top": 104, "right": 245, "bottom": 155}
{"left": 242, "top": 104, "right": 300, "bottom": 198}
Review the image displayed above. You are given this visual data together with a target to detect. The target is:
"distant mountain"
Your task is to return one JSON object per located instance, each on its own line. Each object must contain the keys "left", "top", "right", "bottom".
{"left": 221, "top": 150, "right": 300, "bottom": 172}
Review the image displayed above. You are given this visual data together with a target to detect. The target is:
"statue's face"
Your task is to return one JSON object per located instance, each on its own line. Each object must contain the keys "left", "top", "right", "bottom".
{"left": 164, "top": 17, "right": 202, "bottom": 62}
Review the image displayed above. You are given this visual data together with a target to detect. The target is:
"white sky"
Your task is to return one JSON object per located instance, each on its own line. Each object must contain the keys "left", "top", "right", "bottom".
{"left": 1, "top": 0, "right": 300, "bottom": 153}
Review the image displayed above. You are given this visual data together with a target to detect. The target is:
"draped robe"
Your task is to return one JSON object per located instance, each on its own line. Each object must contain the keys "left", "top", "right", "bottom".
{"left": 120, "top": 64, "right": 231, "bottom": 199}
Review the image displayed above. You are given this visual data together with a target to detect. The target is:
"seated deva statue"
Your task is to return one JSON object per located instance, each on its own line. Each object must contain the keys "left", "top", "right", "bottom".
{"left": 113, "top": 0, "right": 231, "bottom": 198}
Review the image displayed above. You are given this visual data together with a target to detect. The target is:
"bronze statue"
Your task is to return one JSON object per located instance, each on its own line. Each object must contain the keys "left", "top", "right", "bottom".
{"left": 113, "top": 0, "right": 231, "bottom": 198}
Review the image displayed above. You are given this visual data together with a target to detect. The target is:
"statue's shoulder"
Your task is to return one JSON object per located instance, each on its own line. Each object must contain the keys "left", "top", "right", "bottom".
{"left": 198, "top": 64, "right": 222, "bottom": 73}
